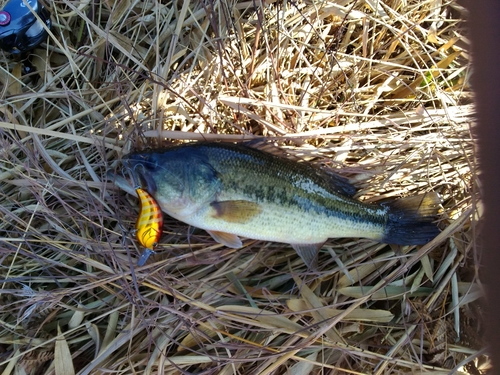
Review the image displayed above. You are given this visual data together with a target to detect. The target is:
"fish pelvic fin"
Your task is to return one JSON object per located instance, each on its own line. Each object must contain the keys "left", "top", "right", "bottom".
{"left": 210, "top": 200, "right": 262, "bottom": 223}
{"left": 291, "top": 243, "right": 324, "bottom": 268}
{"left": 207, "top": 230, "right": 243, "bottom": 248}
{"left": 382, "top": 192, "right": 441, "bottom": 245}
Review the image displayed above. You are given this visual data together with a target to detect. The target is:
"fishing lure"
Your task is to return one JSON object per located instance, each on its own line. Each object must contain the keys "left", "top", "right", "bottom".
{"left": 135, "top": 187, "right": 163, "bottom": 266}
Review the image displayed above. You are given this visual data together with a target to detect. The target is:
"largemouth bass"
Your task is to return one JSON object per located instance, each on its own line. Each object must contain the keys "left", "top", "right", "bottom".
{"left": 121, "top": 142, "right": 440, "bottom": 267}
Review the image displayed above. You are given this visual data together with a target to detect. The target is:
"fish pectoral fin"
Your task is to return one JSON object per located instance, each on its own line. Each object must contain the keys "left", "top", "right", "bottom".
{"left": 210, "top": 200, "right": 262, "bottom": 223}
{"left": 291, "top": 243, "right": 324, "bottom": 268}
{"left": 207, "top": 230, "right": 243, "bottom": 248}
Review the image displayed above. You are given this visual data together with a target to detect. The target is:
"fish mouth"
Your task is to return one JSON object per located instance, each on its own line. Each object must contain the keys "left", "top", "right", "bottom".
{"left": 122, "top": 158, "right": 158, "bottom": 194}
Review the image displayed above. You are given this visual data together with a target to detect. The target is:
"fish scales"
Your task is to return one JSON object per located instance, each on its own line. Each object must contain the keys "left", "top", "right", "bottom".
{"left": 202, "top": 145, "right": 385, "bottom": 233}
{"left": 123, "top": 142, "right": 439, "bottom": 267}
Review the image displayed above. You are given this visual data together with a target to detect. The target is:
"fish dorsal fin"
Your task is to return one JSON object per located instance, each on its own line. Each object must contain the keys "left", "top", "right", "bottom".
{"left": 242, "top": 140, "right": 297, "bottom": 159}
{"left": 210, "top": 200, "right": 262, "bottom": 223}
{"left": 314, "top": 167, "right": 356, "bottom": 197}
{"left": 243, "top": 141, "right": 356, "bottom": 198}
{"left": 207, "top": 230, "right": 243, "bottom": 248}
{"left": 291, "top": 243, "right": 324, "bottom": 268}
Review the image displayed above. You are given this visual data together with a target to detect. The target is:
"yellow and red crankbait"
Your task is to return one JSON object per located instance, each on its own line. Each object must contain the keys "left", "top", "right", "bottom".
{"left": 135, "top": 187, "right": 163, "bottom": 266}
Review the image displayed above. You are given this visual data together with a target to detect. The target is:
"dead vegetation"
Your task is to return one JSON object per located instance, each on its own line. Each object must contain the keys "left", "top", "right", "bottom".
{"left": 0, "top": 0, "right": 484, "bottom": 374}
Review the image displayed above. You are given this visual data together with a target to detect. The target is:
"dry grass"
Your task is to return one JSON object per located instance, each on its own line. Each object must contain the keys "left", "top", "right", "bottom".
{"left": 0, "top": 0, "right": 483, "bottom": 374}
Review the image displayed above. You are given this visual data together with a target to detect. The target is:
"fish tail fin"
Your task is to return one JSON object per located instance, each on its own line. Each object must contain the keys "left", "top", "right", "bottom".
{"left": 382, "top": 193, "right": 441, "bottom": 245}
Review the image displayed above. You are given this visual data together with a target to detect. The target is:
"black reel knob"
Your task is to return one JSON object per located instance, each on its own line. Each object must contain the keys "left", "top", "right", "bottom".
{"left": 0, "top": 0, "right": 51, "bottom": 54}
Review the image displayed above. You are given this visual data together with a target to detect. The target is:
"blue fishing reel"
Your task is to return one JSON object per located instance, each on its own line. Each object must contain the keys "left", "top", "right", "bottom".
{"left": 0, "top": 0, "right": 51, "bottom": 54}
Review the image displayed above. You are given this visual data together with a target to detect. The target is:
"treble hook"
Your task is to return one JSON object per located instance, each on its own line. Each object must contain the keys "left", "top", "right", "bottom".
{"left": 123, "top": 161, "right": 158, "bottom": 194}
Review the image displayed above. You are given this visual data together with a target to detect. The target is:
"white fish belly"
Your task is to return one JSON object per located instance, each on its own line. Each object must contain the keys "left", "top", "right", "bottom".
{"left": 184, "top": 202, "right": 385, "bottom": 245}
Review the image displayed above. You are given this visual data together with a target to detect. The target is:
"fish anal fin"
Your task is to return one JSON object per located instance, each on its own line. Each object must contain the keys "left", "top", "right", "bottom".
{"left": 210, "top": 200, "right": 262, "bottom": 223}
{"left": 207, "top": 230, "right": 243, "bottom": 248}
{"left": 291, "top": 243, "right": 323, "bottom": 268}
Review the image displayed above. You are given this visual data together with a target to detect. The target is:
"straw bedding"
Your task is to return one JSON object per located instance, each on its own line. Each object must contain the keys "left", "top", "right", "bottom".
{"left": 0, "top": 0, "right": 483, "bottom": 374}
